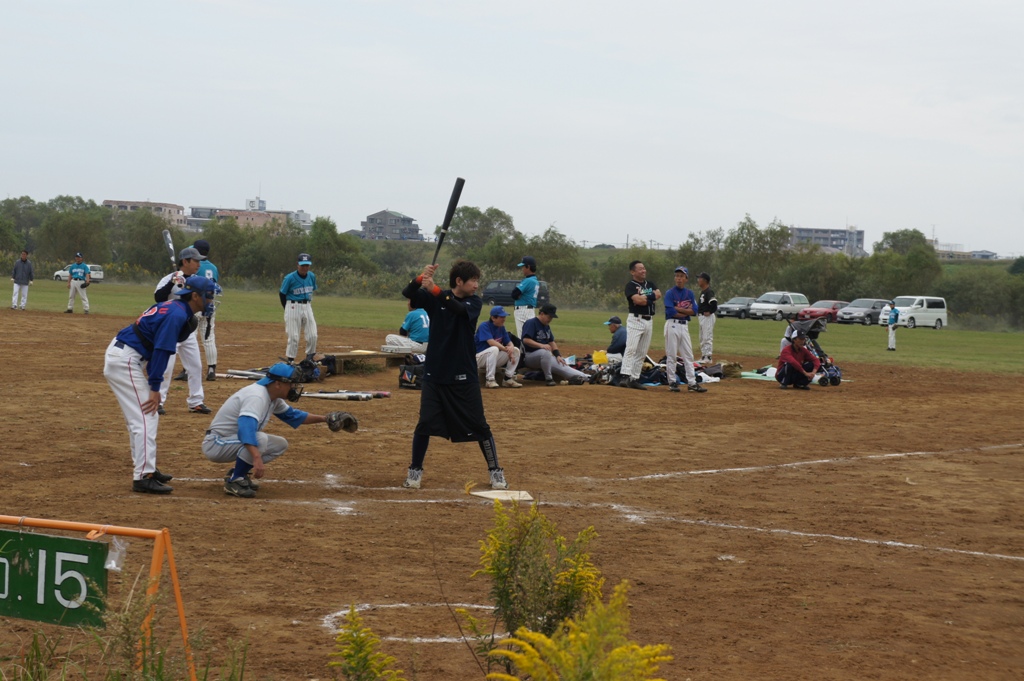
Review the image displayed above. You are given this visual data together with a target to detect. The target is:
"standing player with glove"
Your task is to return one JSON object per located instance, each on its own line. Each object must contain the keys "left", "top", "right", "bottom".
{"left": 401, "top": 260, "right": 509, "bottom": 491}
{"left": 201, "top": 362, "right": 357, "bottom": 498}
{"left": 279, "top": 253, "right": 318, "bottom": 363}
{"left": 103, "top": 276, "right": 216, "bottom": 494}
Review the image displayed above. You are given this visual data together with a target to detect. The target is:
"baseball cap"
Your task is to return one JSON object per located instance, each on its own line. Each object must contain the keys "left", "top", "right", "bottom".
{"left": 793, "top": 329, "right": 808, "bottom": 340}
{"left": 490, "top": 305, "right": 509, "bottom": 317}
{"left": 298, "top": 253, "right": 312, "bottom": 265}
{"left": 674, "top": 265, "right": 689, "bottom": 275}
{"left": 177, "top": 275, "right": 216, "bottom": 299}
{"left": 193, "top": 239, "right": 211, "bottom": 257}
{"left": 517, "top": 256, "right": 537, "bottom": 269}
{"left": 179, "top": 246, "right": 202, "bottom": 262}
{"left": 604, "top": 316, "right": 622, "bottom": 325}
{"left": 258, "top": 362, "right": 299, "bottom": 386}
{"left": 539, "top": 303, "right": 558, "bottom": 318}
{"left": 75, "top": 252, "right": 83, "bottom": 258}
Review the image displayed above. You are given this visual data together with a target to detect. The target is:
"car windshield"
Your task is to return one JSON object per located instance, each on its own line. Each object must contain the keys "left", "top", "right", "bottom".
{"left": 846, "top": 299, "right": 875, "bottom": 308}
{"left": 810, "top": 300, "right": 836, "bottom": 308}
{"left": 892, "top": 297, "right": 916, "bottom": 307}
{"left": 725, "top": 297, "right": 749, "bottom": 305}
{"left": 755, "top": 294, "right": 783, "bottom": 304}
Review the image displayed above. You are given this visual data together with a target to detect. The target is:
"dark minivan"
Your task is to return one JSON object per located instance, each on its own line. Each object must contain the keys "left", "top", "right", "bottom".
{"left": 481, "top": 280, "right": 550, "bottom": 308}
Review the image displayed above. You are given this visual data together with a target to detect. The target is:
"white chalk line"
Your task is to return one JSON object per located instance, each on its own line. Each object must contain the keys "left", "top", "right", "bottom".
{"left": 619, "top": 443, "right": 1024, "bottom": 482}
{"left": 322, "top": 602, "right": 501, "bottom": 642}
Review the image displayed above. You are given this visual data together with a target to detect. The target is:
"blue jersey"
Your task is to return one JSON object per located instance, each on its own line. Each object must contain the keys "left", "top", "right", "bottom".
{"left": 521, "top": 316, "right": 554, "bottom": 352}
{"left": 607, "top": 326, "right": 626, "bottom": 354}
{"left": 888, "top": 307, "right": 899, "bottom": 325}
{"left": 664, "top": 286, "right": 697, "bottom": 321}
{"left": 402, "top": 309, "right": 430, "bottom": 343}
{"left": 113, "top": 299, "right": 195, "bottom": 391}
{"left": 474, "top": 320, "right": 512, "bottom": 353}
{"left": 68, "top": 262, "right": 90, "bottom": 280}
{"left": 515, "top": 275, "right": 539, "bottom": 307}
{"left": 280, "top": 270, "right": 317, "bottom": 301}
{"left": 198, "top": 261, "right": 219, "bottom": 283}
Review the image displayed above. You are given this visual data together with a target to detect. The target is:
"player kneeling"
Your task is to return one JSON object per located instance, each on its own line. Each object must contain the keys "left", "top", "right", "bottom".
{"left": 201, "top": 363, "right": 358, "bottom": 497}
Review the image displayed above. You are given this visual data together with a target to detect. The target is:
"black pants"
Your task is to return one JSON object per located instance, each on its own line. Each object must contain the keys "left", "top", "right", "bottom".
{"left": 776, "top": 361, "right": 814, "bottom": 388}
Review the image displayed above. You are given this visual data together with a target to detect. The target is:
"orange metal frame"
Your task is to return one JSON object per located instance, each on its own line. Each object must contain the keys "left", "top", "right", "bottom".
{"left": 0, "top": 515, "right": 197, "bottom": 681}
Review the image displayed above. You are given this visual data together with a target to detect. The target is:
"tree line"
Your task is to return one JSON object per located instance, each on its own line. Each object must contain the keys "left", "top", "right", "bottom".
{"left": 3, "top": 196, "right": 1022, "bottom": 329}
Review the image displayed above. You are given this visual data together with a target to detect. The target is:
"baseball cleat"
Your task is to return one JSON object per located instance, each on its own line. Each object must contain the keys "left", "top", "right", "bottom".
{"left": 133, "top": 475, "right": 173, "bottom": 495}
{"left": 188, "top": 404, "right": 212, "bottom": 414}
{"left": 502, "top": 378, "right": 523, "bottom": 388}
{"left": 485, "top": 380, "right": 500, "bottom": 389}
{"left": 174, "top": 370, "right": 188, "bottom": 381}
{"left": 545, "top": 379, "right": 558, "bottom": 386}
{"left": 224, "top": 477, "right": 256, "bottom": 498}
{"left": 64, "top": 309, "right": 73, "bottom": 313}
{"left": 568, "top": 376, "right": 586, "bottom": 385}
{"left": 403, "top": 467, "right": 423, "bottom": 489}
{"left": 626, "top": 379, "right": 647, "bottom": 391}
{"left": 226, "top": 469, "right": 259, "bottom": 491}
{"left": 688, "top": 383, "right": 707, "bottom": 393}
{"left": 668, "top": 383, "right": 681, "bottom": 393}
{"left": 489, "top": 467, "right": 508, "bottom": 490}
{"left": 206, "top": 369, "right": 216, "bottom": 381}
{"left": 157, "top": 405, "right": 166, "bottom": 415}
{"left": 152, "top": 469, "right": 173, "bottom": 484}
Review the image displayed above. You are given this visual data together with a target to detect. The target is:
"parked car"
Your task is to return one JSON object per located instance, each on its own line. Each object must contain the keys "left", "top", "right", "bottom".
{"left": 748, "top": 292, "right": 809, "bottom": 320}
{"left": 716, "top": 296, "right": 757, "bottom": 319}
{"left": 481, "top": 279, "right": 550, "bottom": 308}
{"left": 53, "top": 264, "right": 104, "bottom": 283}
{"left": 890, "top": 296, "right": 948, "bottom": 329}
{"left": 836, "top": 298, "right": 889, "bottom": 325}
{"left": 797, "top": 300, "right": 849, "bottom": 322}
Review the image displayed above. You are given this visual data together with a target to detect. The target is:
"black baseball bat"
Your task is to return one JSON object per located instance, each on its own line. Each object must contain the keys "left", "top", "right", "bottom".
{"left": 431, "top": 177, "right": 465, "bottom": 265}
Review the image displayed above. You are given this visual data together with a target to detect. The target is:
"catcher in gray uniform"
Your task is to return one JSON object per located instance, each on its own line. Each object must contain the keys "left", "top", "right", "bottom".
{"left": 201, "top": 363, "right": 357, "bottom": 498}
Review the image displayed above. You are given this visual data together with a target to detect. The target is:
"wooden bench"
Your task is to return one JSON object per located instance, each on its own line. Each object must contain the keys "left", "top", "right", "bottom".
{"left": 333, "top": 350, "right": 407, "bottom": 374}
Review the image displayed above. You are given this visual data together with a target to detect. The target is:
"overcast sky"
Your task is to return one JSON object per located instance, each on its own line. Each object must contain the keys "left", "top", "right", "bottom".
{"left": 3, "top": 1, "right": 1022, "bottom": 256}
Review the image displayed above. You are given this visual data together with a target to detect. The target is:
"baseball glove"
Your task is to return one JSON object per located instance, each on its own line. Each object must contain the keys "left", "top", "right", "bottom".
{"left": 80, "top": 281, "right": 90, "bottom": 288}
{"left": 326, "top": 411, "right": 358, "bottom": 433}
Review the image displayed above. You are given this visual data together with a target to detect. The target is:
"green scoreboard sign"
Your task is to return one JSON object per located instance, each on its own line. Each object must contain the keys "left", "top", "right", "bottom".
{"left": 0, "top": 529, "right": 108, "bottom": 627}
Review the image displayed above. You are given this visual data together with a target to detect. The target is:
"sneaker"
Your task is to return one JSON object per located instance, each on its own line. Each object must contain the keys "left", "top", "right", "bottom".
{"left": 626, "top": 379, "right": 647, "bottom": 391}
{"left": 157, "top": 404, "right": 166, "bottom": 415}
{"left": 668, "top": 383, "right": 681, "bottom": 393}
{"left": 10, "top": 306, "right": 16, "bottom": 310}
{"left": 403, "top": 467, "right": 423, "bottom": 489}
{"left": 133, "top": 475, "right": 173, "bottom": 495}
{"left": 485, "top": 380, "right": 500, "bottom": 389}
{"left": 688, "top": 383, "right": 708, "bottom": 393}
{"left": 84, "top": 310, "right": 89, "bottom": 315}
{"left": 152, "top": 469, "right": 173, "bottom": 484}
{"left": 174, "top": 370, "right": 188, "bottom": 381}
{"left": 568, "top": 376, "right": 586, "bottom": 385}
{"left": 206, "top": 369, "right": 216, "bottom": 381}
{"left": 224, "top": 477, "right": 256, "bottom": 498}
{"left": 546, "top": 379, "right": 558, "bottom": 386}
{"left": 779, "top": 384, "right": 789, "bottom": 390}
{"left": 489, "top": 468, "right": 508, "bottom": 490}
{"left": 64, "top": 309, "right": 73, "bottom": 314}
{"left": 795, "top": 384, "right": 811, "bottom": 390}
{"left": 502, "top": 378, "right": 522, "bottom": 388}
{"left": 188, "top": 404, "right": 212, "bottom": 414}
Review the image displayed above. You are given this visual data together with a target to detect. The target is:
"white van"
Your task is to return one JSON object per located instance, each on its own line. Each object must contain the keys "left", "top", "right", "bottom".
{"left": 748, "top": 292, "right": 810, "bottom": 320}
{"left": 890, "top": 296, "right": 948, "bottom": 329}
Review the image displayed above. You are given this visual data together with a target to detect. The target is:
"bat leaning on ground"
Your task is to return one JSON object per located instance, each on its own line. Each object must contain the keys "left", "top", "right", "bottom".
{"left": 431, "top": 177, "right": 465, "bottom": 265}
{"left": 162, "top": 229, "right": 176, "bottom": 269}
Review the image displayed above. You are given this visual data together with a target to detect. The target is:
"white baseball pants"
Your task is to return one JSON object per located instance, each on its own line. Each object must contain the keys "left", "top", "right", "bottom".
{"left": 664, "top": 319, "right": 697, "bottom": 386}
{"left": 383, "top": 335, "right": 428, "bottom": 354}
{"left": 67, "top": 280, "right": 89, "bottom": 312}
{"left": 476, "top": 346, "right": 521, "bottom": 381}
{"left": 622, "top": 315, "right": 653, "bottom": 380}
{"left": 698, "top": 313, "right": 715, "bottom": 359}
{"left": 160, "top": 332, "right": 205, "bottom": 409}
{"left": 888, "top": 325, "right": 896, "bottom": 350}
{"left": 11, "top": 283, "right": 28, "bottom": 309}
{"left": 284, "top": 302, "right": 317, "bottom": 359}
{"left": 103, "top": 339, "right": 160, "bottom": 480}
{"left": 197, "top": 314, "right": 217, "bottom": 366}
{"left": 202, "top": 431, "right": 289, "bottom": 465}
{"left": 513, "top": 306, "right": 535, "bottom": 338}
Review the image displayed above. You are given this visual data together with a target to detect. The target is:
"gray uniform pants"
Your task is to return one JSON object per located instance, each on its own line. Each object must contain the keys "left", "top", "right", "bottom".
{"left": 202, "top": 431, "right": 289, "bottom": 465}
{"left": 522, "top": 349, "right": 588, "bottom": 382}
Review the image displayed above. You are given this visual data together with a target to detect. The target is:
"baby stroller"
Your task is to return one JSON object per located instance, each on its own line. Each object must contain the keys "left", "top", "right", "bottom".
{"left": 785, "top": 318, "right": 842, "bottom": 386}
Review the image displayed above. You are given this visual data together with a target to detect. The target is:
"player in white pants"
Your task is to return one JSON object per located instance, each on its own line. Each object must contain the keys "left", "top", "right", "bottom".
{"left": 279, "top": 253, "right": 318, "bottom": 361}
{"left": 511, "top": 255, "right": 538, "bottom": 337}
{"left": 153, "top": 247, "right": 211, "bottom": 414}
{"left": 620, "top": 260, "right": 661, "bottom": 389}
{"left": 65, "top": 253, "right": 91, "bottom": 313}
{"left": 663, "top": 266, "right": 706, "bottom": 393}
{"left": 696, "top": 272, "right": 717, "bottom": 363}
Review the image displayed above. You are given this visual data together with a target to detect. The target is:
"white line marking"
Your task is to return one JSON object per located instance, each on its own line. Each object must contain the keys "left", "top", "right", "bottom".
{"left": 321, "top": 602, "right": 494, "bottom": 634}
{"left": 619, "top": 443, "right": 1024, "bottom": 481}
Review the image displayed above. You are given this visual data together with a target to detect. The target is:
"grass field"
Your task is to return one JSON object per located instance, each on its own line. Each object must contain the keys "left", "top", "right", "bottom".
{"left": 26, "top": 279, "right": 1024, "bottom": 374}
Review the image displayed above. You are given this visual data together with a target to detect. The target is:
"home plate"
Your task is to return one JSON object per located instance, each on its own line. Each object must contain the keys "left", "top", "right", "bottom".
{"left": 471, "top": 490, "right": 534, "bottom": 501}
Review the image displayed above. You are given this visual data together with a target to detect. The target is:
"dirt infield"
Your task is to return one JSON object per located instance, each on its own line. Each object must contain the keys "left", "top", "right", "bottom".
{"left": 3, "top": 310, "right": 1023, "bottom": 680}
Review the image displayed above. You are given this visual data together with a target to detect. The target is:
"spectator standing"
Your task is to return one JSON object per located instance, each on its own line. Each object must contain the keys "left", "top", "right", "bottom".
{"left": 11, "top": 250, "right": 33, "bottom": 310}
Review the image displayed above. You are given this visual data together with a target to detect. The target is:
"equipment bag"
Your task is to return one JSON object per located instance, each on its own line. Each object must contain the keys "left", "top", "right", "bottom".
{"left": 399, "top": 364, "right": 424, "bottom": 390}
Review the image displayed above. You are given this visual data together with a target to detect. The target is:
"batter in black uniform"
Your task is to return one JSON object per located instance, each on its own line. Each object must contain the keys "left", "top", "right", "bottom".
{"left": 401, "top": 260, "right": 508, "bottom": 491}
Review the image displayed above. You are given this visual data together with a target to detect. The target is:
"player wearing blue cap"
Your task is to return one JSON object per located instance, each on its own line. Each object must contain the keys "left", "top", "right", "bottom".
{"left": 103, "top": 276, "right": 216, "bottom": 494}
{"left": 663, "top": 266, "right": 706, "bottom": 393}
{"left": 156, "top": 247, "right": 212, "bottom": 414}
{"left": 279, "top": 253, "right": 318, "bottom": 362}
{"left": 65, "top": 252, "right": 91, "bottom": 314}
{"left": 201, "top": 363, "right": 357, "bottom": 498}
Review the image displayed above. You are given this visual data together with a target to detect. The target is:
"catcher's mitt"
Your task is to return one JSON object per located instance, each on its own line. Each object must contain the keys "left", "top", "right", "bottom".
{"left": 326, "top": 411, "right": 358, "bottom": 433}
